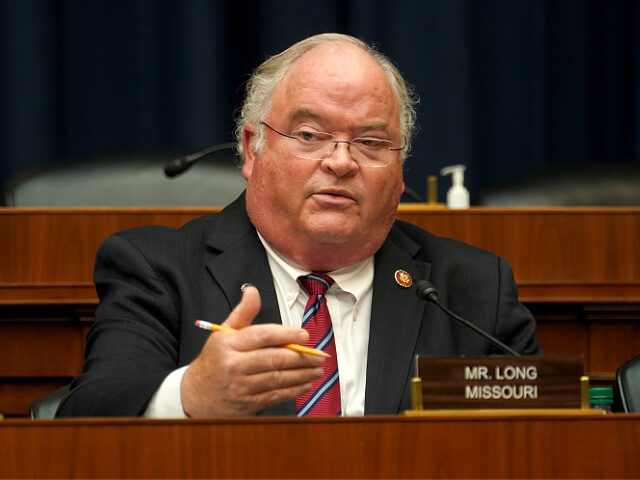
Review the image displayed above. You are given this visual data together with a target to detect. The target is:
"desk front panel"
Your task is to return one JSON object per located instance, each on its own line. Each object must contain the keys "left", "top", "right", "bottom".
{"left": 1, "top": 415, "right": 639, "bottom": 478}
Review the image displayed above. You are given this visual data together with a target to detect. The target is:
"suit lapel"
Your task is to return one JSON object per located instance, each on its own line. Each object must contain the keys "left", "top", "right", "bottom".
{"left": 365, "top": 225, "right": 431, "bottom": 414}
{"left": 202, "top": 194, "right": 281, "bottom": 327}
{"left": 201, "top": 194, "right": 295, "bottom": 416}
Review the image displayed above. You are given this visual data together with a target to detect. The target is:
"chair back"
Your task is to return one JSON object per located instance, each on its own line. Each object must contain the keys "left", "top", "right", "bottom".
{"left": 3, "top": 146, "right": 245, "bottom": 207}
{"left": 29, "top": 385, "right": 71, "bottom": 419}
{"left": 613, "top": 354, "right": 640, "bottom": 413}
{"left": 478, "top": 163, "right": 640, "bottom": 206}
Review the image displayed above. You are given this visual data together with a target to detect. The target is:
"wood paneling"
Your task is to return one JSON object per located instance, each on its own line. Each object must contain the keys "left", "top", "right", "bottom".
{"left": 0, "top": 381, "right": 70, "bottom": 415}
{"left": 1, "top": 208, "right": 211, "bottom": 304}
{"left": 398, "top": 206, "right": 640, "bottom": 302}
{"left": 0, "top": 415, "right": 639, "bottom": 478}
{"left": 586, "top": 305, "right": 640, "bottom": 372}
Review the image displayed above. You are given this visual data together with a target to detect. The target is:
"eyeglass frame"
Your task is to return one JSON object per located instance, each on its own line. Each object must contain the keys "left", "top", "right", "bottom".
{"left": 260, "top": 121, "right": 404, "bottom": 167}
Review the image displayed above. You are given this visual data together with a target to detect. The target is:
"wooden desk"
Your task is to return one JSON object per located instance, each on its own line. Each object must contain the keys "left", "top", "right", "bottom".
{"left": 1, "top": 207, "right": 639, "bottom": 415}
{"left": 1, "top": 414, "right": 639, "bottom": 478}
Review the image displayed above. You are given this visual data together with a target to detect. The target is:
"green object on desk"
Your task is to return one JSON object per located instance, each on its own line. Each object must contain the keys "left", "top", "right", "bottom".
{"left": 589, "top": 387, "right": 613, "bottom": 412}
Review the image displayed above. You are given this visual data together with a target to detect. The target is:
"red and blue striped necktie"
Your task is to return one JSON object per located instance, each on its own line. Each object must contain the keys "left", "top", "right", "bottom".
{"left": 295, "top": 274, "right": 341, "bottom": 416}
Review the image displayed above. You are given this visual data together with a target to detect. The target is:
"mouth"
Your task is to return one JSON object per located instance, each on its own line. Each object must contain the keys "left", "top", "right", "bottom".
{"left": 310, "top": 188, "right": 357, "bottom": 208}
{"left": 314, "top": 188, "right": 355, "bottom": 201}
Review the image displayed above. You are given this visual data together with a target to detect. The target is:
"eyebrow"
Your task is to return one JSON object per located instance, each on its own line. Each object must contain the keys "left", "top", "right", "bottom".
{"left": 289, "top": 109, "right": 390, "bottom": 134}
{"left": 290, "top": 109, "right": 323, "bottom": 123}
{"left": 361, "top": 122, "right": 391, "bottom": 134}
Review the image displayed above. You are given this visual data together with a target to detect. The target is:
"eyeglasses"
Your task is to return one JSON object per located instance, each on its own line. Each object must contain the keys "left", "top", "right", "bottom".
{"left": 261, "top": 121, "right": 404, "bottom": 168}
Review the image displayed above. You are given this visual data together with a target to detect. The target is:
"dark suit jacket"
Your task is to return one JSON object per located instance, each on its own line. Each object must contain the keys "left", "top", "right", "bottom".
{"left": 57, "top": 193, "right": 542, "bottom": 417}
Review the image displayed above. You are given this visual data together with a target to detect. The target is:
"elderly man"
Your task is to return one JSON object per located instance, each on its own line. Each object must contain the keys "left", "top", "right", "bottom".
{"left": 57, "top": 33, "right": 542, "bottom": 418}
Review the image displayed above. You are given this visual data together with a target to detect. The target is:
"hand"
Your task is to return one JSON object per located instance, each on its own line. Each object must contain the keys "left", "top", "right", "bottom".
{"left": 181, "top": 285, "right": 325, "bottom": 417}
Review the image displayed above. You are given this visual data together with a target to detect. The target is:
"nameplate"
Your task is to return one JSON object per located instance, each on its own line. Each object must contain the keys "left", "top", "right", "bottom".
{"left": 416, "top": 355, "right": 584, "bottom": 409}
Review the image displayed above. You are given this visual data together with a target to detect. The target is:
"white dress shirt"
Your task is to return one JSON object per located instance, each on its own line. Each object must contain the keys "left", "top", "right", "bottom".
{"left": 144, "top": 235, "right": 374, "bottom": 418}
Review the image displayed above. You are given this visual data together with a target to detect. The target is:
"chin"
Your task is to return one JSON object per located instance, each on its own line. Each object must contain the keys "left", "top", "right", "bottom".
{"left": 301, "top": 217, "right": 363, "bottom": 243}
{"left": 306, "top": 229, "right": 355, "bottom": 245}
{"left": 303, "top": 211, "right": 360, "bottom": 237}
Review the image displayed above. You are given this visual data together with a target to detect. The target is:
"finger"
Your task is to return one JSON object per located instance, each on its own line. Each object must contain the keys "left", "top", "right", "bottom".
{"left": 234, "top": 344, "right": 325, "bottom": 375}
{"left": 224, "top": 284, "right": 261, "bottom": 330}
{"left": 231, "top": 382, "right": 318, "bottom": 415}
{"left": 242, "top": 366, "right": 324, "bottom": 396}
{"left": 227, "top": 323, "right": 310, "bottom": 353}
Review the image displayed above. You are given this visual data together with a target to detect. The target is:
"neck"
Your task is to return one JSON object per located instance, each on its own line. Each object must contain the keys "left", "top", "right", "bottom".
{"left": 262, "top": 235, "right": 378, "bottom": 272}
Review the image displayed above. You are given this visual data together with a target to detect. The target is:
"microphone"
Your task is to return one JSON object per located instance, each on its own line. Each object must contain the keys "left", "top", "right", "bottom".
{"left": 415, "top": 280, "right": 520, "bottom": 356}
{"left": 164, "top": 142, "right": 236, "bottom": 177}
{"left": 402, "top": 186, "right": 423, "bottom": 202}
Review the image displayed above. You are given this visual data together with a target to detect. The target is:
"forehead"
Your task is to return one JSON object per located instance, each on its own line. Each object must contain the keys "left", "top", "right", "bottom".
{"left": 269, "top": 43, "right": 399, "bottom": 129}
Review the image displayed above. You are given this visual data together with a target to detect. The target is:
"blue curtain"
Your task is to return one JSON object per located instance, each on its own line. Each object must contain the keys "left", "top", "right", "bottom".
{"left": 2, "top": 0, "right": 639, "bottom": 202}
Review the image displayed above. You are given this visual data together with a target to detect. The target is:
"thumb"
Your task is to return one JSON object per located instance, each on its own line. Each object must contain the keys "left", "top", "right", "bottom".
{"left": 223, "top": 284, "right": 261, "bottom": 330}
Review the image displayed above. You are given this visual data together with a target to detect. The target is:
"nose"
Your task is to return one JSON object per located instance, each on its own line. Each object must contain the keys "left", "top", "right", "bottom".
{"left": 322, "top": 140, "right": 358, "bottom": 177}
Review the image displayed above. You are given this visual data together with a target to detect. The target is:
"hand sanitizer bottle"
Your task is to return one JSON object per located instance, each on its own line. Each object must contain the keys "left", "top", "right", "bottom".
{"left": 440, "top": 165, "right": 470, "bottom": 209}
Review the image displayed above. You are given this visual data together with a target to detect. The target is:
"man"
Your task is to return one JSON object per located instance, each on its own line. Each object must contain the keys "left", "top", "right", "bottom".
{"left": 57, "top": 33, "right": 542, "bottom": 418}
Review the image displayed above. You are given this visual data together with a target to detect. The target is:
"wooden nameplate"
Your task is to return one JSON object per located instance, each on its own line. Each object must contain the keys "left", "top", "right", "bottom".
{"left": 406, "top": 355, "right": 588, "bottom": 413}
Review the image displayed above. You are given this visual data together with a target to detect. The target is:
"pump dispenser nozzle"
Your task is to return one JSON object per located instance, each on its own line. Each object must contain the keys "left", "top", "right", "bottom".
{"left": 440, "top": 164, "right": 470, "bottom": 209}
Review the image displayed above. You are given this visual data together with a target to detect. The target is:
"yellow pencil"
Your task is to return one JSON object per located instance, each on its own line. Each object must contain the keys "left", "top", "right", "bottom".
{"left": 194, "top": 320, "right": 330, "bottom": 357}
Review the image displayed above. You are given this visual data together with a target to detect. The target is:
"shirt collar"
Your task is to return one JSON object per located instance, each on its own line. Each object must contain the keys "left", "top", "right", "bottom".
{"left": 257, "top": 232, "right": 374, "bottom": 307}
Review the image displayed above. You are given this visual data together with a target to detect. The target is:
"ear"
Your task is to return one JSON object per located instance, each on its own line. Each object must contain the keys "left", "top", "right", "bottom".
{"left": 241, "top": 124, "right": 257, "bottom": 180}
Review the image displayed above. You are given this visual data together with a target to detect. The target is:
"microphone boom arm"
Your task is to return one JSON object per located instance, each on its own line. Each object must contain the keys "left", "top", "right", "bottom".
{"left": 164, "top": 142, "right": 237, "bottom": 177}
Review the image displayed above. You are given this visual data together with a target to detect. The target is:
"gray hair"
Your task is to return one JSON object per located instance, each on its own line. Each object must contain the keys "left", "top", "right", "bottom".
{"left": 234, "top": 33, "right": 418, "bottom": 162}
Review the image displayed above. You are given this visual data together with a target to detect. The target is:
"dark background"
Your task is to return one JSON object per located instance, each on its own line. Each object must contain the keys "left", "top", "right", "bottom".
{"left": 1, "top": 0, "right": 639, "bottom": 203}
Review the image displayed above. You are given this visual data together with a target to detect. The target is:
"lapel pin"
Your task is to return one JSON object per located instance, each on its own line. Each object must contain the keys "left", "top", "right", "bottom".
{"left": 394, "top": 270, "right": 413, "bottom": 288}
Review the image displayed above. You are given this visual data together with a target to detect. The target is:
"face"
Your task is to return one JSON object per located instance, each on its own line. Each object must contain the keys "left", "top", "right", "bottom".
{"left": 242, "top": 42, "right": 405, "bottom": 271}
